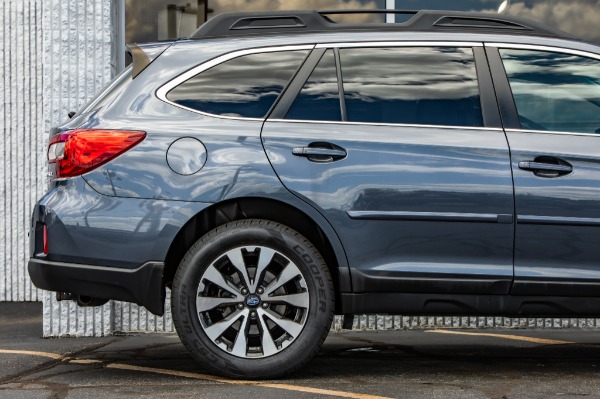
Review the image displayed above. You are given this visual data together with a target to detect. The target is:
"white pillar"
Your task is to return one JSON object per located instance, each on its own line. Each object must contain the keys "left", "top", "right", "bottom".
{"left": 40, "top": 0, "right": 115, "bottom": 337}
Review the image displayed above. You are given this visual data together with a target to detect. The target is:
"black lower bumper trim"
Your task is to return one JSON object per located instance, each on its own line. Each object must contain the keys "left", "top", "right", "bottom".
{"left": 28, "top": 258, "right": 165, "bottom": 316}
{"left": 341, "top": 293, "right": 600, "bottom": 317}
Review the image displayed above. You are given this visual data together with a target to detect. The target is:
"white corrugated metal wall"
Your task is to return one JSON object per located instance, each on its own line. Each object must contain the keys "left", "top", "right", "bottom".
{"left": 2, "top": 0, "right": 600, "bottom": 337}
{"left": 0, "top": 0, "right": 44, "bottom": 303}
{"left": 40, "top": 0, "right": 117, "bottom": 337}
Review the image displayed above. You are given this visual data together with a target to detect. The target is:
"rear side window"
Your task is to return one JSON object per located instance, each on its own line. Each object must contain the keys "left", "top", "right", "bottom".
{"left": 500, "top": 49, "right": 600, "bottom": 134}
{"left": 286, "top": 49, "right": 341, "bottom": 121}
{"left": 166, "top": 50, "right": 308, "bottom": 118}
{"left": 339, "top": 47, "right": 483, "bottom": 126}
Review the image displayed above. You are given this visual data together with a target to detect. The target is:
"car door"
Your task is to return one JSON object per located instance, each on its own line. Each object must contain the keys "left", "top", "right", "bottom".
{"left": 488, "top": 43, "right": 600, "bottom": 296}
{"left": 262, "top": 43, "right": 515, "bottom": 295}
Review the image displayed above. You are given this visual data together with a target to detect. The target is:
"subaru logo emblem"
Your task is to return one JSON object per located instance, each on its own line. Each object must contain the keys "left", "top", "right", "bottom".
{"left": 246, "top": 295, "right": 260, "bottom": 308}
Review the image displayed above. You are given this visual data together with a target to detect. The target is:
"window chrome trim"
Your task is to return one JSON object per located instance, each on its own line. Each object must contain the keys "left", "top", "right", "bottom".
{"left": 156, "top": 44, "right": 315, "bottom": 121}
{"left": 505, "top": 128, "right": 599, "bottom": 138}
{"left": 485, "top": 42, "right": 600, "bottom": 61}
{"left": 316, "top": 41, "right": 482, "bottom": 49}
{"left": 269, "top": 118, "right": 503, "bottom": 131}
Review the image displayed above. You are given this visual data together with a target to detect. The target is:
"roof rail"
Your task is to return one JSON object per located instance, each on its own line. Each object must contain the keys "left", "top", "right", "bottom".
{"left": 189, "top": 9, "right": 575, "bottom": 41}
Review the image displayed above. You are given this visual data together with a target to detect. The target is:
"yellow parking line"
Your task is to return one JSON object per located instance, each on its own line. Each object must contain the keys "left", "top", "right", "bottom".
{"left": 108, "top": 363, "right": 393, "bottom": 398}
{"left": 0, "top": 349, "right": 65, "bottom": 360}
{"left": 1, "top": 348, "right": 394, "bottom": 399}
{"left": 426, "top": 329, "right": 573, "bottom": 345}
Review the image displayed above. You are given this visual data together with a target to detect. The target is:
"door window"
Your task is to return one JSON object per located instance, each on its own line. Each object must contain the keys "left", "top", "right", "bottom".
{"left": 339, "top": 47, "right": 483, "bottom": 127}
{"left": 500, "top": 49, "right": 600, "bottom": 134}
{"left": 286, "top": 50, "right": 341, "bottom": 121}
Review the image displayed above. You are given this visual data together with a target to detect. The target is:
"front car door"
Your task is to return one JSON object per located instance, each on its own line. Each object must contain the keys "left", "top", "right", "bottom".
{"left": 262, "top": 41, "right": 515, "bottom": 299}
{"left": 487, "top": 42, "right": 600, "bottom": 296}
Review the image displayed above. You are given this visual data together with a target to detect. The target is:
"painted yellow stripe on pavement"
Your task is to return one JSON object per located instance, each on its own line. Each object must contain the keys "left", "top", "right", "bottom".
{"left": 107, "top": 363, "right": 393, "bottom": 399}
{"left": 1, "top": 348, "right": 394, "bottom": 399}
{"left": 427, "top": 329, "right": 573, "bottom": 345}
{"left": 0, "top": 349, "right": 65, "bottom": 360}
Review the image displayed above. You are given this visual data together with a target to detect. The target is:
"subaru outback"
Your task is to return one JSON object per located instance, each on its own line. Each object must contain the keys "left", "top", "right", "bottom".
{"left": 29, "top": 9, "right": 600, "bottom": 378}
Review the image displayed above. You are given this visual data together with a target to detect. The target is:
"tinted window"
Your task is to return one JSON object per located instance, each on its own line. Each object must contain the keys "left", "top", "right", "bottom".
{"left": 501, "top": 49, "right": 600, "bottom": 134}
{"left": 286, "top": 50, "right": 341, "bottom": 121}
{"left": 167, "top": 50, "right": 308, "bottom": 118}
{"left": 340, "top": 47, "right": 483, "bottom": 126}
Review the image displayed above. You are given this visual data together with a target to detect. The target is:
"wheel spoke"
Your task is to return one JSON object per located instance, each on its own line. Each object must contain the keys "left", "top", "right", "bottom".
{"left": 250, "top": 247, "right": 276, "bottom": 291}
{"left": 231, "top": 311, "right": 250, "bottom": 357}
{"left": 202, "top": 264, "right": 242, "bottom": 298}
{"left": 204, "top": 308, "right": 247, "bottom": 341}
{"left": 225, "top": 248, "right": 252, "bottom": 290}
{"left": 196, "top": 244, "right": 311, "bottom": 359}
{"left": 196, "top": 296, "right": 240, "bottom": 313}
{"left": 265, "top": 292, "right": 309, "bottom": 308}
{"left": 258, "top": 308, "right": 304, "bottom": 338}
{"left": 257, "top": 313, "right": 278, "bottom": 357}
{"left": 263, "top": 262, "right": 301, "bottom": 296}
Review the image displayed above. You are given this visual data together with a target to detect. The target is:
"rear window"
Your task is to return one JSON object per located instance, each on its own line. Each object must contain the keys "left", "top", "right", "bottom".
{"left": 167, "top": 50, "right": 309, "bottom": 118}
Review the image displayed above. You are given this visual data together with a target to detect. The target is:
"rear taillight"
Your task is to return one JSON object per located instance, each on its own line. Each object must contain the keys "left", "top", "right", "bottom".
{"left": 48, "top": 129, "right": 146, "bottom": 178}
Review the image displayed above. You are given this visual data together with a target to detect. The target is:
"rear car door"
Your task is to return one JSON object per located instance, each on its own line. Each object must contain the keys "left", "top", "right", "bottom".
{"left": 262, "top": 42, "right": 515, "bottom": 295}
{"left": 488, "top": 43, "right": 600, "bottom": 296}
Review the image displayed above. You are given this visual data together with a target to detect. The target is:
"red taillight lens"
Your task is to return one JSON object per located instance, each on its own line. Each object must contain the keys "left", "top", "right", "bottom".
{"left": 48, "top": 129, "right": 146, "bottom": 178}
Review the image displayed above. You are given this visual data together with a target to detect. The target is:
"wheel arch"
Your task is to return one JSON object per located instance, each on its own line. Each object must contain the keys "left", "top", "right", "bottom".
{"left": 163, "top": 196, "right": 351, "bottom": 313}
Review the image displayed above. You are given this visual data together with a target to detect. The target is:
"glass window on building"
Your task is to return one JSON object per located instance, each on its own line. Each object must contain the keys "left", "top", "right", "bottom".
{"left": 125, "top": 0, "right": 386, "bottom": 44}
{"left": 390, "top": 0, "right": 600, "bottom": 45}
{"left": 124, "top": 1, "right": 600, "bottom": 65}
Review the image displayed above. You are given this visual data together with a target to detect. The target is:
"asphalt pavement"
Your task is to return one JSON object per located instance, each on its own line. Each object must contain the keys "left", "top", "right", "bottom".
{"left": 2, "top": 302, "right": 600, "bottom": 399}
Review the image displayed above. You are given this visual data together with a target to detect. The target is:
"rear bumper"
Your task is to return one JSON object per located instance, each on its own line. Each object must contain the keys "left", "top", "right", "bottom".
{"left": 28, "top": 258, "right": 165, "bottom": 315}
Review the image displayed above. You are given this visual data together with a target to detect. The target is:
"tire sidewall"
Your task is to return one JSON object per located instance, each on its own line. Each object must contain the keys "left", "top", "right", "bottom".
{"left": 172, "top": 220, "right": 333, "bottom": 378}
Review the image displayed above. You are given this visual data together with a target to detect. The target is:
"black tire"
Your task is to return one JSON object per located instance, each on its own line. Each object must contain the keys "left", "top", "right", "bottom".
{"left": 171, "top": 219, "right": 334, "bottom": 379}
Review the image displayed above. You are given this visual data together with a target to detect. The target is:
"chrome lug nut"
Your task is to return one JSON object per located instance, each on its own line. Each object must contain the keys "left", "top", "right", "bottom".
{"left": 250, "top": 311, "right": 257, "bottom": 318}
{"left": 241, "top": 288, "right": 249, "bottom": 295}
{"left": 237, "top": 303, "right": 244, "bottom": 310}
{"left": 262, "top": 302, "right": 269, "bottom": 309}
{"left": 257, "top": 287, "right": 264, "bottom": 294}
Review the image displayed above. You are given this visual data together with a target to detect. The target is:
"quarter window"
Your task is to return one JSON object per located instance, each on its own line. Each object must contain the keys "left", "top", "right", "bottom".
{"left": 166, "top": 50, "right": 309, "bottom": 118}
{"left": 286, "top": 50, "right": 341, "bottom": 121}
{"left": 500, "top": 49, "right": 600, "bottom": 134}
{"left": 339, "top": 47, "right": 483, "bottom": 126}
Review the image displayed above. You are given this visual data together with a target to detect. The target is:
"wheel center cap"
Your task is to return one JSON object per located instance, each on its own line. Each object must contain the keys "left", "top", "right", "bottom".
{"left": 245, "top": 294, "right": 261, "bottom": 308}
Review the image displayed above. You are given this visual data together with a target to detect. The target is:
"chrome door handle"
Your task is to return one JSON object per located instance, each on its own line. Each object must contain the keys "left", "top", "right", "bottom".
{"left": 292, "top": 144, "right": 347, "bottom": 163}
{"left": 518, "top": 158, "right": 573, "bottom": 178}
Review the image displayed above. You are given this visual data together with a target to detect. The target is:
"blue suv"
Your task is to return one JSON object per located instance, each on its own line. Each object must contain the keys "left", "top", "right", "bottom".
{"left": 29, "top": 10, "right": 600, "bottom": 378}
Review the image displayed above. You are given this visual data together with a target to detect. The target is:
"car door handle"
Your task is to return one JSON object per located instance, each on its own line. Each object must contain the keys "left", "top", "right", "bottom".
{"left": 292, "top": 144, "right": 347, "bottom": 163}
{"left": 518, "top": 159, "right": 573, "bottom": 177}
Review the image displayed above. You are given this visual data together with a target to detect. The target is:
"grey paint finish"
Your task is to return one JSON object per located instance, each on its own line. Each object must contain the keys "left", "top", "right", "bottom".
{"left": 262, "top": 121, "right": 514, "bottom": 294}
{"left": 507, "top": 131, "right": 600, "bottom": 296}
{"left": 35, "top": 178, "right": 209, "bottom": 268}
